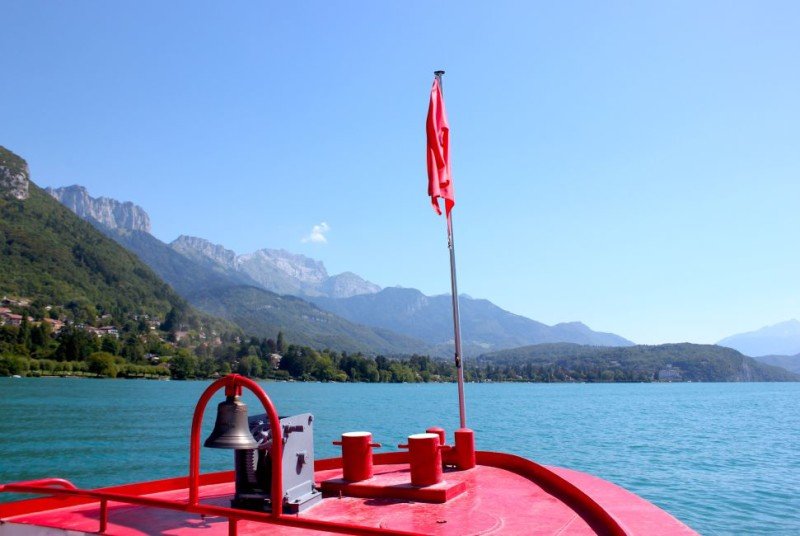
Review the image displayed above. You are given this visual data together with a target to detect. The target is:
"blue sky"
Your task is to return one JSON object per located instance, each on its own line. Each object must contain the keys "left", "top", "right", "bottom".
{"left": 3, "top": 1, "right": 799, "bottom": 345}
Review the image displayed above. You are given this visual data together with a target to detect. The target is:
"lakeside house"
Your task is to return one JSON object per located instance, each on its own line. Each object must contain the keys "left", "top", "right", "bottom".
{"left": 43, "top": 318, "right": 65, "bottom": 332}
{"left": 657, "top": 365, "right": 682, "bottom": 382}
{"left": 174, "top": 331, "right": 189, "bottom": 342}
{"left": 0, "top": 307, "right": 68, "bottom": 333}
{"left": 85, "top": 326, "right": 119, "bottom": 338}
{"left": 1, "top": 297, "right": 30, "bottom": 307}
{"left": 0, "top": 312, "right": 26, "bottom": 326}
{"left": 268, "top": 353, "right": 282, "bottom": 369}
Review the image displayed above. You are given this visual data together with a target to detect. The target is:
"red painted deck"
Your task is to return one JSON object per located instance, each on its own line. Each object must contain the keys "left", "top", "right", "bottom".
{"left": 0, "top": 453, "right": 696, "bottom": 536}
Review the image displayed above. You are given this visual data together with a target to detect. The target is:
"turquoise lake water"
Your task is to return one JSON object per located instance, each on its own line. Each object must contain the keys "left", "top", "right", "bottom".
{"left": 0, "top": 378, "right": 798, "bottom": 535}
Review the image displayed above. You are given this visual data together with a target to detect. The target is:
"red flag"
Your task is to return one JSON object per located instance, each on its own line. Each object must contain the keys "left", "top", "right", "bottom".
{"left": 427, "top": 77, "right": 454, "bottom": 216}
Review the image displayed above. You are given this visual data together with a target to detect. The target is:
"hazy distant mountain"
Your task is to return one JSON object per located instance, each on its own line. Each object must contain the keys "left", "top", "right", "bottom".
{"left": 751, "top": 353, "right": 800, "bottom": 374}
{"left": 170, "top": 236, "right": 381, "bottom": 299}
{"left": 188, "top": 285, "right": 431, "bottom": 356}
{"left": 47, "top": 185, "right": 151, "bottom": 233}
{"left": 717, "top": 319, "right": 800, "bottom": 357}
{"left": 311, "top": 287, "right": 634, "bottom": 357}
{"left": 88, "top": 229, "right": 431, "bottom": 353}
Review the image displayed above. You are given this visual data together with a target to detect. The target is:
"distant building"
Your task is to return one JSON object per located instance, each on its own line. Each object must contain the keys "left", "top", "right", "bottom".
{"left": 84, "top": 326, "right": 119, "bottom": 338}
{"left": 97, "top": 326, "right": 119, "bottom": 338}
{"left": 268, "top": 354, "right": 282, "bottom": 369}
{"left": 43, "top": 318, "right": 65, "bottom": 332}
{"left": 658, "top": 366, "right": 682, "bottom": 382}
{"left": 1, "top": 313, "right": 25, "bottom": 326}
{"left": 174, "top": 331, "right": 189, "bottom": 342}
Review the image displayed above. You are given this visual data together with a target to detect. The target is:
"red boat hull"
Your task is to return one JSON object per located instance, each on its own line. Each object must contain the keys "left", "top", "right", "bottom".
{"left": 0, "top": 451, "right": 695, "bottom": 536}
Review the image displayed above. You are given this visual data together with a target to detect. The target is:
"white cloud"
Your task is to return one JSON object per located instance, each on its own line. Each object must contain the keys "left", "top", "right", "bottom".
{"left": 302, "top": 222, "right": 330, "bottom": 244}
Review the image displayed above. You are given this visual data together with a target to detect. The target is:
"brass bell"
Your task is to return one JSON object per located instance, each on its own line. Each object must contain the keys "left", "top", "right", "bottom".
{"left": 204, "top": 396, "right": 259, "bottom": 450}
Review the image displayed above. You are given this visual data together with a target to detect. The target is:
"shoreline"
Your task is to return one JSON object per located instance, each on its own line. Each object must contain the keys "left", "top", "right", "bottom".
{"left": 5, "top": 374, "right": 796, "bottom": 384}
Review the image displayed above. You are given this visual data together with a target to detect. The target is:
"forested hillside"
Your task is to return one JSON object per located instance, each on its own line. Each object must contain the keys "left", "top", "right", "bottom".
{"left": 475, "top": 343, "right": 800, "bottom": 382}
{"left": 1, "top": 149, "right": 182, "bottom": 320}
{"left": 188, "top": 285, "right": 432, "bottom": 356}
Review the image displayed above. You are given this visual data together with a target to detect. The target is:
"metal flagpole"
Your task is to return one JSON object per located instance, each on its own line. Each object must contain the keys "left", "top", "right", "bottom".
{"left": 434, "top": 70, "right": 467, "bottom": 429}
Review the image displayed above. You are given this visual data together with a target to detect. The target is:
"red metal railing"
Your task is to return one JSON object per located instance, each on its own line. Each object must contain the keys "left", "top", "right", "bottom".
{"left": 0, "top": 478, "right": 418, "bottom": 535}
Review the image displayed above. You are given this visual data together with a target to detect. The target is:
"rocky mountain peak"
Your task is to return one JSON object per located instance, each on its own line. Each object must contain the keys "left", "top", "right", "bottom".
{"left": 46, "top": 185, "right": 151, "bottom": 233}
{"left": 0, "top": 146, "right": 30, "bottom": 200}
{"left": 239, "top": 249, "right": 329, "bottom": 285}
{"left": 169, "top": 237, "right": 381, "bottom": 299}
{"left": 321, "top": 271, "right": 382, "bottom": 298}
{"left": 43, "top": 181, "right": 381, "bottom": 299}
{"left": 170, "top": 235, "right": 238, "bottom": 269}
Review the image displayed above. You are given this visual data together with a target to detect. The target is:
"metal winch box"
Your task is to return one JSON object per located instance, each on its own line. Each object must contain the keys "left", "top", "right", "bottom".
{"left": 232, "top": 412, "right": 321, "bottom": 513}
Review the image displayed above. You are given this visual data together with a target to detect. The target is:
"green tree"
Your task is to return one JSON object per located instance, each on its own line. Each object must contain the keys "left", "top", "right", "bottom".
{"left": 276, "top": 331, "right": 286, "bottom": 353}
{"left": 169, "top": 352, "right": 197, "bottom": 380}
{"left": 30, "top": 321, "right": 51, "bottom": 349}
{"left": 17, "top": 315, "right": 31, "bottom": 352}
{"left": 65, "top": 300, "right": 97, "bottom": 324}
{"left": 238, "top": 355, "right": 263, "bottom": 378}
{"left": 120, "top": 334, "right": 145, "bottom": 362}
{"left": 54, "top": 326, "right": 97, "bottom": 361}
{"left": 87, "top": 351, "right": 118, "bottom": 377}
{"left": 312, "top": 353, "right": 338, "bottom": 381}
{"left": 196, "top": 356, "right": 218, "bottom": 378}
{"left": 0, "top": 355, "right": 30, "bottom": 376}
{"left": 279, "top": 345, "right": 312, "bottom": 378}
{"left": 100, "top": 335, "right": 120, "bottom": 355}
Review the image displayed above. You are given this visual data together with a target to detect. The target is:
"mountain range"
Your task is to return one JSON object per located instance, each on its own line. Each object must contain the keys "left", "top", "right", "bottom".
{"left": 717, "top": 319, "right": 800, "bottom": 357}
{"left": 6, "top": 145, "right": 800, "bottom": 380}
{"left": 45, "top": 185, "right": 635, "bottom": 356}
{"left": 170, "top": 235, "right": 381, "bottom": 299}
{"left": 311, "top": 288, "right": 632, "bottom": 356}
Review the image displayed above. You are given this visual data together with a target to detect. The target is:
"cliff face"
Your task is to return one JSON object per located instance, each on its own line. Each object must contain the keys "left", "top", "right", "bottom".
{"left": 0, "top": 146, "right": 30, "bottom": 200}
{"left": 238, "top": 249, "right": 329, "bottom": 288}
{"left": 169, "top": 238, "right": 382, "bottom": 299}
{"left": 170, "top": 235, "right": 238, "bottom": 269}
{"left": 322, "top": 271, "right": 382, "bottom": 298}
{"left": 46, "top": 185, "right": 151, "bottom": 233}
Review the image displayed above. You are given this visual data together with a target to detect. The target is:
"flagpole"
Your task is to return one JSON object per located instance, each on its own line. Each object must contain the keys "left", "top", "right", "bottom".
{"left": 435, "top": 70, "right": 467, "bottom": 429}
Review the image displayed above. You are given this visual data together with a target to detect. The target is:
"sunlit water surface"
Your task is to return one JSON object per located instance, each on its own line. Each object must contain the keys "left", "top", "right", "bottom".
{"left": 0, "top": 379, "right": 797, "bottom": 535}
